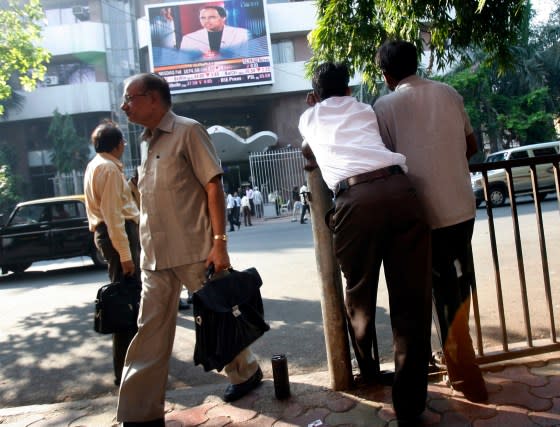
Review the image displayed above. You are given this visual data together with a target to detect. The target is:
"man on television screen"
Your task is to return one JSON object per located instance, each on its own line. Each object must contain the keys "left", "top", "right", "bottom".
{"left": 180, "top": 5, "right": 248, "bottom": 59}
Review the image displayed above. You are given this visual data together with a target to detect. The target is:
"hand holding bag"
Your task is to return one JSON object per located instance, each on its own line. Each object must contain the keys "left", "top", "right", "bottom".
{"left": 193, "top": 266, "right": 269, "bottom": 372}
{"left": 93, "top": 277, "right": 141, "bottom": 334}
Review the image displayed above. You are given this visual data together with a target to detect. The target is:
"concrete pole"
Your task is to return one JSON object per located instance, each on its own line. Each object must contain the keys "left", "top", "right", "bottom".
{"left": 306, "top": 168, "right": 353, "bottom": 391}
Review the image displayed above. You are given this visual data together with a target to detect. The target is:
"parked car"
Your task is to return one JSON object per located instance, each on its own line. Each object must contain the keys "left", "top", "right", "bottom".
{"left": 0, "top": 195, "right": 106, "bottom": 274}
{"left": 471, "top": 141, "right": 560, "bottom": 207}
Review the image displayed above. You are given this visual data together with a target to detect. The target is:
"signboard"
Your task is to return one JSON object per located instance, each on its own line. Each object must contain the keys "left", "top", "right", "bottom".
{"left": 146, "top": 0, "right": 274, "bottom": 94}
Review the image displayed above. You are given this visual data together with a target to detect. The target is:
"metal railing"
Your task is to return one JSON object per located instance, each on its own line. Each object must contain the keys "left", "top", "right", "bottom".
{"left": 50, "top": 166, "right": 138, "bottom": 196}
{"left": 469, "top": 154, "right": 560, "bottom": 364}
{"left": 249, "top": 148, "right": 306, "bottom": 218}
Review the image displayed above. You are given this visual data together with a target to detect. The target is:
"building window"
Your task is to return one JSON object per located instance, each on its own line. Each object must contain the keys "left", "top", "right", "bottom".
{"left": 272, "top": 40, "right": 295, "bottom": 64}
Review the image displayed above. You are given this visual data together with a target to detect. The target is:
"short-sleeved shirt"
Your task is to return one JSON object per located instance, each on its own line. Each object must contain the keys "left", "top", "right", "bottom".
{"left": 373, "top": 75, "right": 475, "bottom": 229}
{"left": 138, "top": 111, "right": 222, "bottom": 270}
{"left": 298, "top": 96, "right": 407, "bottom": 191}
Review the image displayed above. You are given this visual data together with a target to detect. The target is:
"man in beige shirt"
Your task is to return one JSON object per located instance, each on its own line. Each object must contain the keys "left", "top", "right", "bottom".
{"left": 84, "top": 120, "right": 141, "bottom": 387}
{"left": 116, "top": 73, "right": 262, "bottom": 426}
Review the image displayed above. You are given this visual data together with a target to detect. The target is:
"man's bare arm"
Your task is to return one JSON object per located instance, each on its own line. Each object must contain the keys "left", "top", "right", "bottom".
{"left": 204, "top": 175, "right": 230, "bottom": 273}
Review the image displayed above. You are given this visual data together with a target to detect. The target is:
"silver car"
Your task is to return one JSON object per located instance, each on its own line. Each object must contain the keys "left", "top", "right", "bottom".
{"left": 471, "top": 141, "right": 559, "bottom": 207}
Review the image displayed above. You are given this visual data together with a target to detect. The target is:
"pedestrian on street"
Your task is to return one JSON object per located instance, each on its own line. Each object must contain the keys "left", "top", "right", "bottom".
{"left": 117, "top": 73, "right": 263, "bottom": 426}
{"left": 252, "top": 186, "right": 264, "bottom": 218}
{"left": 298, "top": 62, "right": 432, "bottom": 424}
{"left": 83, "top": 120, "right": 141, "bottom": 387}
{"left": 299, "top": 183, "right": 310, "bottom": 224}
{"left": 374, "top": 40, "right": 487, "bottom": 403}
{"left": 241, "top": 192, "right": 252, "bottom": 226}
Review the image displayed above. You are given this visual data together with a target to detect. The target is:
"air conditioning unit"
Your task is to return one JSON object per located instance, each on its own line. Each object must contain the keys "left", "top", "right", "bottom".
{"left": 44, "top": 75, "right": 59, "bottom": 86}
{"left": 72, "top": 6, "right": 90, "bottom": 21}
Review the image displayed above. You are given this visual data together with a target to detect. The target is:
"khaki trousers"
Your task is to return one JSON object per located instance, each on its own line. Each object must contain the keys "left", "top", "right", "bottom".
{"left": 116, "top": 262, "right": 259, "bottom": 422}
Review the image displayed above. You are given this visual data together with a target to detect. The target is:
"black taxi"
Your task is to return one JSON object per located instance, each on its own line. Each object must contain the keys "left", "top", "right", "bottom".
{"left": 0, "top": 195, "right": 106, "bottom": 274}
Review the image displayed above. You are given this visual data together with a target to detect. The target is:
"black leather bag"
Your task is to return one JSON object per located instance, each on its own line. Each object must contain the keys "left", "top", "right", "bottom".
{"left": 193, "top": 267, "right": 269, "bottom": 372}
{"left": 93, "top": 278, "right": 141, "bottom": 334}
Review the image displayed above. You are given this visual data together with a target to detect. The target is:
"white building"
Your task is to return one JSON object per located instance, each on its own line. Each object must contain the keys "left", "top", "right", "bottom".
{"left": 0, "top": 0, "right": 317, "bottom": 198}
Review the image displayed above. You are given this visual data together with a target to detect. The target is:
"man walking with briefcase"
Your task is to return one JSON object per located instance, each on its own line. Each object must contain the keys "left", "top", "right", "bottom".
{"left": 84, "top": 120, "right": 141, "bottom": 387}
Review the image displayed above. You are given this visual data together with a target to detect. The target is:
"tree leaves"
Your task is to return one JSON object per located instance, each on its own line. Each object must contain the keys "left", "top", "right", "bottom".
{"left": 0, "top": 0, "right": 50, "bottom": 116}
{"left": 307, "top": 0, "right": 527, "bottom": 87}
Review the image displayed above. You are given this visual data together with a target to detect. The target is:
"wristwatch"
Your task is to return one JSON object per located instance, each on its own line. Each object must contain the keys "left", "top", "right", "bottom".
{"left": 213, "top": 234, "right": 228, "bottom": 241}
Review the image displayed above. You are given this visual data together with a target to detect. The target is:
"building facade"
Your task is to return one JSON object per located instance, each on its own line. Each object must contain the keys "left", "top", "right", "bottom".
{"left": 0, "top": 0, "right": 317, "bottom": 199}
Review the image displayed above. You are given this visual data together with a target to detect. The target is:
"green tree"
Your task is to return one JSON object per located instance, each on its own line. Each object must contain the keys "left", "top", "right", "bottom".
{"left": 48, "top": 110, "right": 90, "bottom": 174}
{"left": 0, "top": 0, "right": 50, "bottom": 116}
{"left": 308, "top": 0, "right": 527, "bottom": 87}
{"left": 0, "top": 145, "right": 19, "bottom": 215}
{"left": 439, "top": 2, "right": 558, "bottom": 155}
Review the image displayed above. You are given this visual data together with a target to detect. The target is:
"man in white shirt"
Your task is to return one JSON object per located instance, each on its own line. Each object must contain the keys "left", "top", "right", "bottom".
{"left": 299, "top": 62, "right": 432, "bottom": 424}
{"left": 84, "top": 121, "right": 141, "bottom": 387}
{"left": 252, "top": 186, "right": 263, "bottom": 218}
{"left": 299, "top": 184, "right": 310, "bottom": 224}
{"left": 241, "top": 192, "right": 252, "bottom": 226}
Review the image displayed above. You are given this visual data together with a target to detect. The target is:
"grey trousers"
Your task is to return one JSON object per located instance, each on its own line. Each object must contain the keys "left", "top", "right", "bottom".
{"left": 116, "top": 261, "right": 259, "bottom": 422}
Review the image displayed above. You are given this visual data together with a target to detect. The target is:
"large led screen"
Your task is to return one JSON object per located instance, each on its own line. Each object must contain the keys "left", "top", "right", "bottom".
{"left": 146, "top": 0, "right": 274, "bottom": 94}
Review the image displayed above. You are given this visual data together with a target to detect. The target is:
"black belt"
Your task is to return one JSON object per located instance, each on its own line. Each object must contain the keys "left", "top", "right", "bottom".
{"left": 335, "top": 165, "right": 403, "bottom": 196}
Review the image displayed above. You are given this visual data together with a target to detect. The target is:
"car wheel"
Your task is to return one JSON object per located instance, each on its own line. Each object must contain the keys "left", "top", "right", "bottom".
{"left": 91, "top": 248, "right": 107, "bottom": 267}
{"left": 488, "top": 186, "right": 506, "bottom": 207}
{"left": 6, "top": 263, "right": 32, "bottom": 274}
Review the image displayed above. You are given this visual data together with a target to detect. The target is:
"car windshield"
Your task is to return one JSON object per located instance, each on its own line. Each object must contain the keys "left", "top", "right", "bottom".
{"left": 485, "top": 153, "right": 506, "bottom": 163}
{"left": 9, "top": 205, "right": 48, "bottom": 226}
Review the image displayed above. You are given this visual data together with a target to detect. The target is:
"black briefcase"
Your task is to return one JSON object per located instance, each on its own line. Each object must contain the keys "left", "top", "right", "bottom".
{"left": 93, "top": 278, "right": 141, "bottom": 334}
{"left": 193, "top": 267, "right": 269, "bottom": 372}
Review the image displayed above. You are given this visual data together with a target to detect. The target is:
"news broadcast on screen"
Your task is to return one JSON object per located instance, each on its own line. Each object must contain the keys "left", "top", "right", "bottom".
{"left": 146, "top": 0, "right": 274, "bottom": 94}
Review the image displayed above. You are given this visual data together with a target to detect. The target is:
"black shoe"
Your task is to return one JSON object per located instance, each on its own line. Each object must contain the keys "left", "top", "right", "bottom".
{"left": 178, "top": 298, "right": 191, "bottom": 311}
{"left": 114, "top": 377, "right": 121, "bottom": 386}
{"left": 223, "top": 367, "right": 263, "bottom": 402}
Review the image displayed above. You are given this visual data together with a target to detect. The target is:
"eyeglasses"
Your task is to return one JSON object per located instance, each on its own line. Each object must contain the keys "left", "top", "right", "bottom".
{"left": 122, "top": 92, "right": 148, "bottom": 104}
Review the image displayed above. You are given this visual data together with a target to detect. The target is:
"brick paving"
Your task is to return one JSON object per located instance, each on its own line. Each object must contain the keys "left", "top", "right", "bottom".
{"left": 0, "top": 354, "right": 559, "bottom": 426}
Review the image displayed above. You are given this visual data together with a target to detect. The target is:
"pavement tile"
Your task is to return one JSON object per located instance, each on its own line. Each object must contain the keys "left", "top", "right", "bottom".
{"left": 530, "top": 375, "right": 560, "bottom": 399}
{"left": 473, "top": 405, "right": 539, "bottom": 426}
{"left": 438, "top": 411, "right": 475, "bottom": 426}
{"left": 530, "top": 360, "right": 560, "bottom": 377}
{"left": 166, "top": 402, "right": 216, "bottom": 426}
{"left": 385, "top": 409, "right": 441, "bottom": 426}
{"left": 199, "top": 415, "right": 231, "bottom": 426}
{"left": 323, "top": 394, "right": 356, "bottom": 412}
{"left": 488, "top": 381, "right": 552, "bottom": 411}
{"left": 427, "top": 396, "right": 497, "bottom": 421}
{"left": 295, "top": 389, "right": 338, "bottom": 407}
{"left": 528, "top": 397, "right": 560, "bottom": 426}
{"left": 488, "top": 365, "right": 548, "bottom": 387}
{"left": 250, "top": 396, "right": 302, "bottom": 420}
{"left": 229, "top": 413, "right": 277, "bottom": 426}
{"left": 327, "top": 401, "right": 384, "bottom": 427}
{"left": 348, "top": 384, "right": 392, "bottom": 404}
{"left": 274, "top": 407, "right": 329, "bottom": 427}
{"left": 206, "top": 404, "right": 258, "bottom": 423}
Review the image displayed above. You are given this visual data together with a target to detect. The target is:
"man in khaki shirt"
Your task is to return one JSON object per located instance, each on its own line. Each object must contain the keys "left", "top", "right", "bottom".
{"left": 84, "top": 120, "right": 141, "bottom": 387}
{"left": 116, "top": 73, "right": 262, "bottom": 426}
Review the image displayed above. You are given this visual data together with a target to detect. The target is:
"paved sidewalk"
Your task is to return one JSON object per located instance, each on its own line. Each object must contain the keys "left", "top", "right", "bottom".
{"left": 1, "top": 353, "right": 559, "bottom": 426}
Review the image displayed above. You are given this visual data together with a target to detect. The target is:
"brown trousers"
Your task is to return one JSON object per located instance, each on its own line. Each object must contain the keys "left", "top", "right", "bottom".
{"left": 432, "top": 219, "right": 484, "bottom": 388}
{"left": 332, "top": 173, "right": 432, "bottom": 418}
